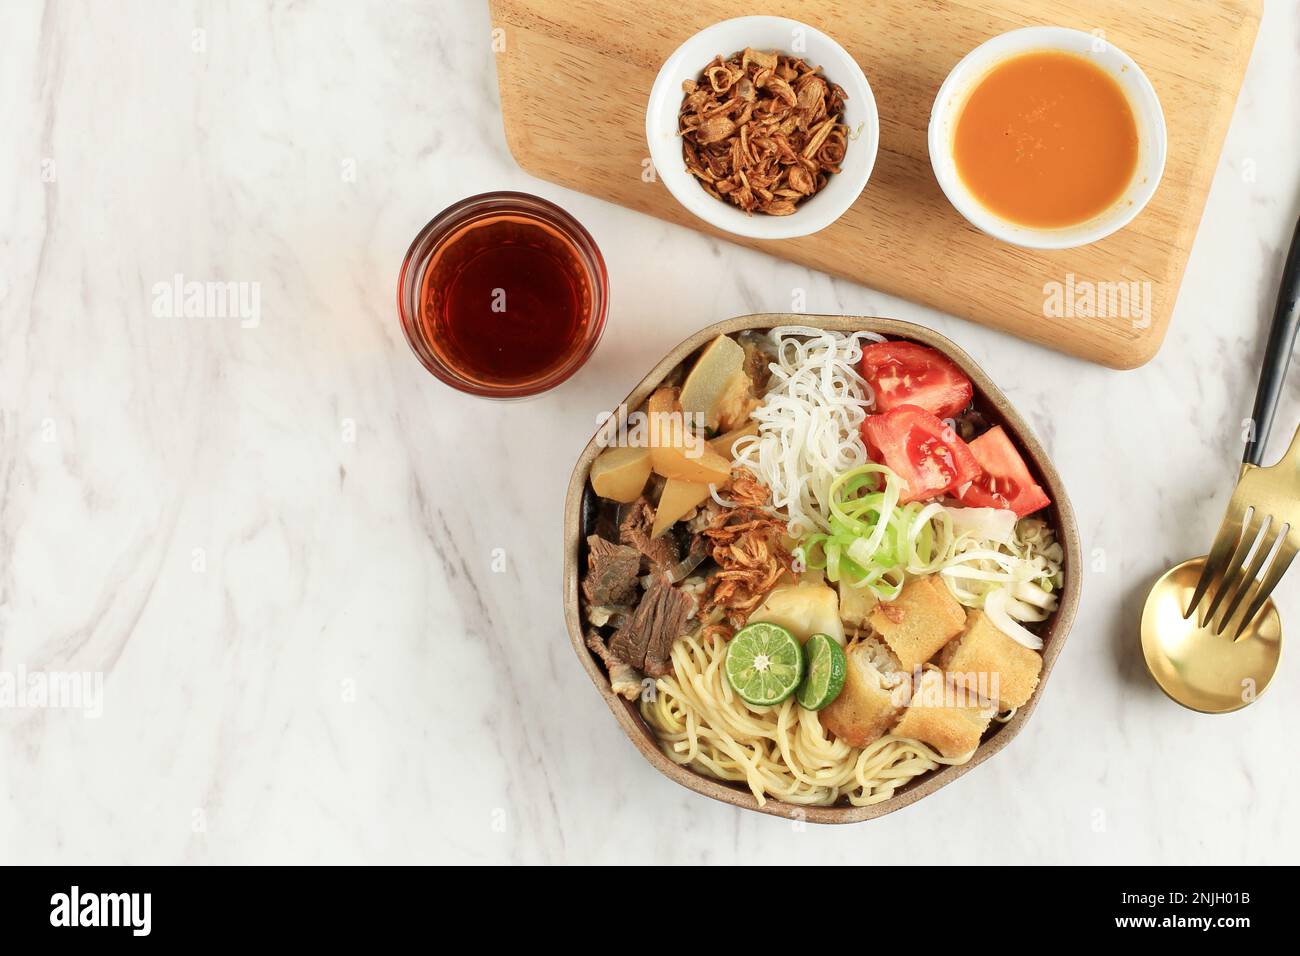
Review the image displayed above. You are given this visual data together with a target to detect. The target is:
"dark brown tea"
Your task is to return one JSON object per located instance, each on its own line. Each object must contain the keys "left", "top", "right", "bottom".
{"left": 399, "top": 192, "right": 607, "bottom": 397}
{"left": 419, "top": 214, "right": 591, "bottom": 387}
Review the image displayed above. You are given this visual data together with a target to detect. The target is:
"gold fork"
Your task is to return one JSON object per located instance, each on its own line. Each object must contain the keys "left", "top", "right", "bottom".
{"left": 1185, "top": 431, "right": 1300, "bottom": 638}
{"left": 1186, "top": 214, "right": 1300, "bottom": 639}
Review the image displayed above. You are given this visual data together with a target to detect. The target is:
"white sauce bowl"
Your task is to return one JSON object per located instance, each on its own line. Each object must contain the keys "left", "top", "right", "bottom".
{"left": 928, "top": 26, "right": 1167, "bottom": 250}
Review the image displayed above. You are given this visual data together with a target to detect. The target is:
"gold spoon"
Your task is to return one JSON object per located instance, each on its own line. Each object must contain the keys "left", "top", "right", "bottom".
{"left": 1141, "top": 214, "right": 1300, "bottom": 712}
{"left": 1141, "top": 555, "right": 1282, "bottom": 713}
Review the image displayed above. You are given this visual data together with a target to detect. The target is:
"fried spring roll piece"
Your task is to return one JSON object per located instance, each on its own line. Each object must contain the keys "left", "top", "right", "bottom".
{"left": 891, "top": 668, "right": 993, "bottom": 758}
{"left": 938, "top": 609, "right": 1043, "bottom": 710}
{"left": 819, "top": 637, "right": 904, "bottom": 747}
{"left": 869, "top": 574, "right": 967, "bottom": 670}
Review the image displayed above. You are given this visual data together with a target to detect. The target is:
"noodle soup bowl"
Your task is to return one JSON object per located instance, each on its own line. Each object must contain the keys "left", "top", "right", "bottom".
{"left": 563, "top": 315, "right": 1081, "bottom": 823}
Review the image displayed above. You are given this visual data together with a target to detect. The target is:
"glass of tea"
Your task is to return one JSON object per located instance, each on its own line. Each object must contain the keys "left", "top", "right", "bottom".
{"left": 397, "top": 191, "right": 609, "bottom": 398}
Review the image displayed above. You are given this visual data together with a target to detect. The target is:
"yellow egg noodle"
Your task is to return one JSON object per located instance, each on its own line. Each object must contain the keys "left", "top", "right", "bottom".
{"left": 642, "top": 631, "right": 974, "bottom": 807}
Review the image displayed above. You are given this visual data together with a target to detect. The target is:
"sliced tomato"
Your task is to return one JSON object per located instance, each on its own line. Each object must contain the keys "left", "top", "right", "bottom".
{"left": 861, "top": 405, "right": 981, "bottom": 503}
{"left": 860, "top": 341, "right": 974, "bottom": 419}
{"left": 956, "top": 425, "right": 1052, "bottom": 517}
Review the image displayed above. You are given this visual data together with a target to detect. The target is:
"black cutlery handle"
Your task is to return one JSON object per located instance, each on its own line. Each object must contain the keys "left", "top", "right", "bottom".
{"left": 1244, "top": 213, "right": 1300, "bottom": 467}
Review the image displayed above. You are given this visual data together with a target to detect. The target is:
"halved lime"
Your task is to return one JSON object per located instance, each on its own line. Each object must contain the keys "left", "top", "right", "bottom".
{"left": 725, "top": 622, "right": 804, "bottom": 706}
{"left": 797, "top": 633, "right": 847, "bottom": 711}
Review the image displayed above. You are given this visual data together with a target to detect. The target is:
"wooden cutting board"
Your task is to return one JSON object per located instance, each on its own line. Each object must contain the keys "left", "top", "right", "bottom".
{"left": 489, "top": 0, "right": 1261, "bottom": 368}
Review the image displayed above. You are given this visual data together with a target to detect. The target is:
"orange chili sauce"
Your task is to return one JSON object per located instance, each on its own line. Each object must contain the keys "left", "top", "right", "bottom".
{"left": 953, "top": 51, "right": 1139, "bottom": 228}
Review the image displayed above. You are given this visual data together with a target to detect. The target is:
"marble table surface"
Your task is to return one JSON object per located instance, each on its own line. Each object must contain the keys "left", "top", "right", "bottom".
{"left": 2, "top": 0, "right": 1297, "bottom": 865}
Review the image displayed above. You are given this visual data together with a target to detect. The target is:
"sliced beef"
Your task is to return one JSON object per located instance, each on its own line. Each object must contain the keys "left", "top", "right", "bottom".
{"left": 585, "top": 629, "right": 644, "bottom": 701}
{"left": 609, "top": 592, "right": 655, "bottom": 673}
{"left": 643, "top": 581, "right": 696, "bottom": 678}
{"left": 610, "top": 573, "right": 696, "bottom": 678}
{"left": 687, "top": 530, "right": 708, "bottom": 565}
{"left": 584, "top": 492, "right": 622, "bottom": 543}
{"left": 581, "top": 535, "right": 641, "bottom": 608}
{"left": 619, "top": 496, "right": 680, "bottom": 570}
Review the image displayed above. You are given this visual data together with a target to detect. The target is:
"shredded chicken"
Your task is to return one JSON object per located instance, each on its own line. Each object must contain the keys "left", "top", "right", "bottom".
{"left": 679, "top": 48, "right": 849, "bottom": 216}
{"left": 700, "top": 469, "right": 794, "bottom": 632}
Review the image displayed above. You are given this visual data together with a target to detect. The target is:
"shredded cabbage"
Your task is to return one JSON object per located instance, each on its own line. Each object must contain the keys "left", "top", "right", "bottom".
{"left": 944, "top": 506, "right": 1017, "bottom": 545}
{"left": 939, "top": 516, "right": 1064, "bottom": 649}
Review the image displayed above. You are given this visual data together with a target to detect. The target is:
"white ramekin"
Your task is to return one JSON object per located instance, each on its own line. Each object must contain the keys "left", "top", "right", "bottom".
{"left": 928, "top": 26, "right": 1167, "bottom": 250}
{"left": 646, "top": 15, "right": 879, "bottom": 240}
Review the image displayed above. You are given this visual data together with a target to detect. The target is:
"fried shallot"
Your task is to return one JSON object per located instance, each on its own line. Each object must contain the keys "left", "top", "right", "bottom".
{"left": 700, "top": 469, "right": 794, "bottom": 633}
{"left": 678, "top": 48, "right": 849, "bottom": 216}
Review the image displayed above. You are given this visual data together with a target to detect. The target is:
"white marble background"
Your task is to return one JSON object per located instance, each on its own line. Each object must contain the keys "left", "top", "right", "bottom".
{"left": 0, "top": 0, "right": 1296, "bottom": 865}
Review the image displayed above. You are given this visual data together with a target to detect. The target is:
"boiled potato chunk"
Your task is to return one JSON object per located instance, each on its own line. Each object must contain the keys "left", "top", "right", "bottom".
{"left": 645, "top": 386, "right": 677, "bottom": 443}
{"left": 680, "top": 336, "right": 745, "bottom": 430}
{"left": 590, "top": 445, "right": 652, "bottom": 503}
{"left": 647, "top": 385, "right": 691, "bottom": 451}
{"left": 747, "top": 580, "right": 845, "bottom": 645}
{"left": 651, "top": 478, "right": 712, "bottom": 538}
{"left": 799, "top": 565, "right": 827, "bottom": 586}
{"left": 646, "top": 386, "right": 730, "bottom": 484}
{"left": 652, "top": 442, "right": 731, "bottom": 484}
{"left": 707, "top": 421, "right": 759, "bottom": 460}
{"left": 838, "top": 577, "right": 880, "bottom": 629}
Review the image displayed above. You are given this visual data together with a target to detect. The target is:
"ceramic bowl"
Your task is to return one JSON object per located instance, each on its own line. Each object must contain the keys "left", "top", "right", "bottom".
{"left": 646, "top": 16, "right": 879, "bottom": 240}
{"left": 928, "top": 26, "right": 1167, "bottom": 250}
{"left": 562, "top": 314, "right": 1082, "bottom": 823}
